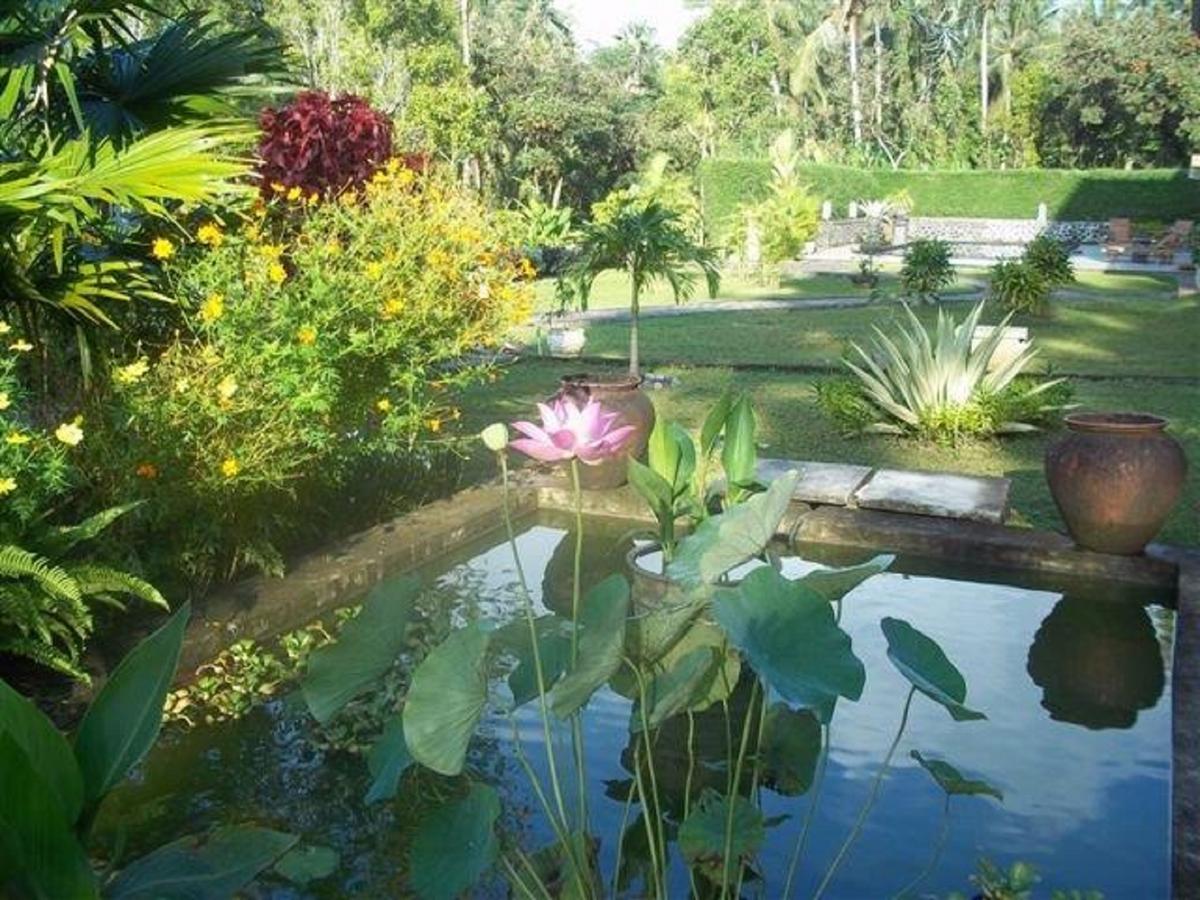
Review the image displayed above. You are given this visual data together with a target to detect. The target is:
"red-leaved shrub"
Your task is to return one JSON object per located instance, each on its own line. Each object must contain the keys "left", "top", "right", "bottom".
{"left": 257, "top": 91, "right": 393, "bottom": 199}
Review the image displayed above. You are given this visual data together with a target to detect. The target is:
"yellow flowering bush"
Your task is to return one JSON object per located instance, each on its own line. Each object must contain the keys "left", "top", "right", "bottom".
{"left": 91, "top": 166, "right": 533, "bottom": 587}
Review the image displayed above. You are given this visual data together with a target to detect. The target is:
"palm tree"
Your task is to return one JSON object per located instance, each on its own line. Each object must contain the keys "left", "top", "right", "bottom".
{"left": 571, "top": 202, "right": 720, "bottom": 378}
{"left": 979, "top": 0, "right": 997, "bottom": 133}
{"left": 614, "top": 21, "right": 661, "bottom": 94}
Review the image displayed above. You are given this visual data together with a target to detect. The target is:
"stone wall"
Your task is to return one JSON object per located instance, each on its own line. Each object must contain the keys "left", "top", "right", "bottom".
{"left": 817, "top": 216, "right": 1108, "bottom": 249}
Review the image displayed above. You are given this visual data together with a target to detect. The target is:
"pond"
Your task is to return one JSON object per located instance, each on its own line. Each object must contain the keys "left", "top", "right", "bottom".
{"left": 97, "top": 511, "right": 1174, "bottom": 899}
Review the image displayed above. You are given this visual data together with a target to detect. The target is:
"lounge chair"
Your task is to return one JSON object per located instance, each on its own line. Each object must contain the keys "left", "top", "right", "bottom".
{"left": 1103, "top": 218, "right": 1133, "bottom": 260}
{"left": 1150, "top": 219, "right": 1194, "bottom": 264}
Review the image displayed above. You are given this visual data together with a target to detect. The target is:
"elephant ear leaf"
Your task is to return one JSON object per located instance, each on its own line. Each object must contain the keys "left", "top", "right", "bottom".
{"left": 910, "top": 750, "right": 1003, "bottom": 801}
{"left": 105, "top": 826, "right": 298, "bottom": 899}
{"left": 0, "top": 733, "right": 96, "bottom": 900}
{"left": 667, "top": 471, "right": 798, "bottom": 588}
{"left": 364, "top": 715, "right": 413, "bottom": 805}
{"left": 408, "top": 784, "right": 500, "bottom": 900}
{"left": 881, "top": 617, "right": 986, "bottom": 722}
{"left": 74, "top": 602, "right": 189, "bottom": 808}
{"left": 302, "top": 576, "right": 418, "bottom": 725}
{"left": 678, "top": 789, "right": 765, "bottom": 885}
{"left": 760, "top": 704, "right": 822, "bottom": 796}
{"left": 403, "top": 621, "right": 492, "bottom": 776}
{"left": 0, "top": 677, "right": 83, "bottom": 823}
{"left": 798, "top": 554, "right": 894, "bottom": 603}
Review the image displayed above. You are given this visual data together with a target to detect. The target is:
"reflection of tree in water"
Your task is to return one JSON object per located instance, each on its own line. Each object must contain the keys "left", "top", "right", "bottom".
{"left": 1026, "top": 595, "right": 1166, "bottom": 730}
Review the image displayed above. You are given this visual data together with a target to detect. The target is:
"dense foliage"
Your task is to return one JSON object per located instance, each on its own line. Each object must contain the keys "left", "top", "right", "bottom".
{"left": 900, "top": 239, "right": 955, "bottom": 304}
{"left": 88, "top": 165, "right": 532, "bottom": 588}
{"left": 257, "top": 91, "right": 395, "bottom": 199}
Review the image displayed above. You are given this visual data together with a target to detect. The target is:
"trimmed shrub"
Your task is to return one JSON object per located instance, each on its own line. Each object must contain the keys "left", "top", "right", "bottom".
{"left": 990, "top": 258, "right": 1051, "bottom": 316}
{"left": 89, "top": 164, "right": 534, "bottom": 590}
{"left": 257, "top": 91, "right": 395, "bottom": 200}
{"left": 1023, "top": 234, "right": 1075, "bottom": 288}
{"left": 900, "top": 239, "right": 954, "bottom": 303}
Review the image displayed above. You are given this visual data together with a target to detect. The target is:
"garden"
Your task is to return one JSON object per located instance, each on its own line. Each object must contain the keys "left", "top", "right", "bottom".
{"left": 1, "top": 1, "right": 1198, "bottom": 899}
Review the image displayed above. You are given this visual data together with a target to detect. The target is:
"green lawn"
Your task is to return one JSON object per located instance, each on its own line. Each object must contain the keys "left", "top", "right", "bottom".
{"left": 461, "top": 360, "right": 1200, "bottom": 546}
{"left": 535, "top": 268, "right": 1177, "bottom": 314}
{"left": 567, "top": 298, "right": 1199, "bottom": 378}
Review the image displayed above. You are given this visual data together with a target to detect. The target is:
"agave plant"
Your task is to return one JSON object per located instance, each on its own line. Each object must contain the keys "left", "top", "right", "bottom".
{"left": 1, "top": 503, "right": 166, "bottom": 681}
{"left": 844, "top": 301, "right": 1065, "bottom": 436}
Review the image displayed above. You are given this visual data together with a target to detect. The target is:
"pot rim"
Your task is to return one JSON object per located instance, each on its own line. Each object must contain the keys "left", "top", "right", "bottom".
{"left": 626, "top": 542, "right": 671, "bottom": 583}
{"left": 1064, "top": 412, "right": 1169, "bottom": 434}
{"left": 560, "top": 372, "right": 644, "bottom": 392}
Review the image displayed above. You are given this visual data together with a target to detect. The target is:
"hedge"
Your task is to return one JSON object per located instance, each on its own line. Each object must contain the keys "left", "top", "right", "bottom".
{"left": 699, "top": 160, "right": 1200, "bottom": 236}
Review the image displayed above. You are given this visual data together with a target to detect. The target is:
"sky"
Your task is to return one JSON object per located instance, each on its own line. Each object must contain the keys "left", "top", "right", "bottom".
{"left": 556, "top": 0, "right": 704, "bottom": 51}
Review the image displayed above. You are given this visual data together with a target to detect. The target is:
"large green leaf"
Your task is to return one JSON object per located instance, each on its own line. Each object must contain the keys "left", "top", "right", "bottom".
{"left": 302, "top": 577, "right": 418, "bottom": 724}
{"left": 760, "top": 704, "right": 822, "bottom": 796}
{"left": 550, "top": 575, "right": 630, "bottom": 718}
{"left": 0, "top": 677, "right": 83, "bottom": 823}
{"left": 647, "top": 418, "right": 696, "bottom": 498}
{"left": 105, "top": 826, "right": 298, "bottom": 899}
{"left": 699, "top": 389, "right": 734, "bottom": 459}
{"left": 881, "top": 618, "right": 986, "bottom": 722}
{"left": 714, "top": 567, "right": 864, "bottom": 716}
{"left": 364, "top": 715, "right": 413, "bottom": 805}
{"left": 910, "top": 751, "right": 1003, "bottom": 801}
{"left": 627, "top": 456, "right": 675, "bottom": 525}
{"left": 632, "top": 647, "right": 715, "bottom": 731}
{"left": 273, "top": 844, "right": 339, "bottom": 886}
{"left": 678, "top": 789, "right": 764, "bottom": 884}
{"left": 403, "top": 622, "right": 491, "bottom": 776}
{"left": 508, "top": 627, "right": 572, "bottom": 708}
{"left": 799, "top": 555, "right": 894, "bottom": 603}
{"left": 73, "top": 602, "right": 189, "bottom": 807}
{"left": 720, "top": 394, "right": 757, "bottom": 499}
{"left": 0, "top": 734, "right": 97, "bottom": 900}
{"left": 408, "top": 784, "right": 500, "bottom": 900}
{"left": 667, "top": 471, "right": 799, "bottom": 588}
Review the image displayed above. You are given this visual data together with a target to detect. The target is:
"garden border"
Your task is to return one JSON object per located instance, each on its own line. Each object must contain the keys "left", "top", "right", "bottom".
{"left": 183, "top": 461, "right": 1198, "bottom": 895}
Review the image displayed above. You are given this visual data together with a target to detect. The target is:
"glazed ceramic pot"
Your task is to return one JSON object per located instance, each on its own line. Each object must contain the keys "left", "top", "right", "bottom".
{"left": 556, "top": 373, "right": 655, "bottom": 490}
{"left": 1044, "top": 413, "right": 1187, "bottom": 555}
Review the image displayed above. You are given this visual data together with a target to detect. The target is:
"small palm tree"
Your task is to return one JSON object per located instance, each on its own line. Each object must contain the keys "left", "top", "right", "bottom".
{"left": 571, "top": 201, "right": 720, "bottom": 378}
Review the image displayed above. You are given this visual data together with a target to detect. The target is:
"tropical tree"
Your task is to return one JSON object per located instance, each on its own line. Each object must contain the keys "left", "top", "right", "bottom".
{"left": 570, "top": 201, "right": 720, "bottom": 378}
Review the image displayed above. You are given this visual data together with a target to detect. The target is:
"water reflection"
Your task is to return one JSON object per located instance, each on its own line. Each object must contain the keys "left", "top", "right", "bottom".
{"left": 1026, "top": 596, "right": 1165, "bottom": 730}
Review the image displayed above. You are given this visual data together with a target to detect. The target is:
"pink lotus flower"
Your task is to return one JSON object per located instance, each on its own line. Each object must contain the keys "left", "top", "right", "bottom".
{"left": 510, "top": 397, "right": 636, "bottom": 465}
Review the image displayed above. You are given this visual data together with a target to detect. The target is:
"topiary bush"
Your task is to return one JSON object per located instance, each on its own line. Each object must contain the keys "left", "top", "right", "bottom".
{"left": 1023, "top": 234, "right": 1075, "bottom": 289}
{"left": 257, "top": 91, "right": 395, "bottom": 200}
{"left": 89, "top": 163, "right": 534, "bottom": 590}
{"left": 899, "top": 239, "right": 954, "bottom": 304}
{"left": 989, "top": 258, "right": 1051, "bottom": 316}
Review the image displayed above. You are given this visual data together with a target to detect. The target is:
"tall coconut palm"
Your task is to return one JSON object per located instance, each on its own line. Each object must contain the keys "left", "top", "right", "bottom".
{"left": 979, "top": 0, "right": 997, "bottom": 133}
{"left": 571, "top": 202, "right": 719, "bottom": 378}
{"left": 614, "top": 21, "right": 661, "bottom": 94}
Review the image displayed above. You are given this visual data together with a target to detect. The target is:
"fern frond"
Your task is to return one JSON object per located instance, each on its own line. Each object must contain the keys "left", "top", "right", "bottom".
{"left": 0, "top": 636, "right": 89, "bottom": 683}
{"left": 69, "top": 564, "right": 168, "bottom": 610}
{"left": 0, "top": 545, "right": 82, "bottom": 603}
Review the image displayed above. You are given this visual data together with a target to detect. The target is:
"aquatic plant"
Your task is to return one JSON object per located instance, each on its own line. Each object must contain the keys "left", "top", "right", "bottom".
{"left": 0, "top": 605, "right": 299, "bottom": 897}
{"left": 626, "top": 390, "right": 759, "bottom": 560}
{"left": 510, "top": 397, "right": 636, "bottom": 465}
{"left": 293, "top": 399, "right": 1004, "bottom": 899}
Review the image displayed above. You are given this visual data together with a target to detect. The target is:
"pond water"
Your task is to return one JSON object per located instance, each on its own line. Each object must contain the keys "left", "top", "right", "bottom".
{"left": 97, "top": 512, "right": 1174, "bottom": 899}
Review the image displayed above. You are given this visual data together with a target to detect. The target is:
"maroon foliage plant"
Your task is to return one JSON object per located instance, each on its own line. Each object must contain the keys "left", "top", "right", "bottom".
{"left": 257, "top": 91, "right": 393, "bottom": 199}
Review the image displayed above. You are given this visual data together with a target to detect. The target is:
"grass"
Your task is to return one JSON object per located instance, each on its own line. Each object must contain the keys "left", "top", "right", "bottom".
{"left": 699, "top": 160, "right": 1200, "bottom": 234}
{"left": 461, "top": 359, "right": 1200, "bottom": 546}
{"left": 565, "top": 298, "right": 1199, "bottom": 379}
{"left": 535, "top": 268, "right": 1177, "bottom": 314}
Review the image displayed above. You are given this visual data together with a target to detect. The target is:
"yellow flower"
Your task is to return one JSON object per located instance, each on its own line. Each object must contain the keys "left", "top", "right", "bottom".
{"left": 381, "top": 297, "right": 405, "bottom": 318}
{"left": 5, "top": 432, "right": 31, "bottom": 446}
{"left": 271, "top": 182, "right": 287, "bottom": 194}
{"left": 174, "top": 376, "right": 191, "bottom": 394}
{"left": 0, "top": 477, "right": 15, "bottom": 496}
{"left": 0, "top": 392, "right": 9, "bottom": 411}
{"left": 259, "top": 243, "right": 285, "bottom": 262}
{"left": 0, "top": 321, "right": 10, "bottom": 335}
{"left": 114, "top": 358, "right": 149, "bottom": 385}
{"left": 519, "top": 257, "right": 537, "bottom": 279}
{"left": 199, "top": 293, "right": 225, "bottom": 323}
{"left": 10, "top": 340, "right": 33, "bottom": 353}
{"left": 220, "top": 457, "right": 240, "bottom": 478}
{"left": 267, "top": 261, "right": 287, "bottom": 284}
{"left": 376, "top": 398, "right": 391, "bottom": 413}
{"left": 364, "top": 261, "right": 384, "bottom": 281}
{"left": 296, "top": 325, "right": 317, "bottom": 346}
{"left": 196, "top": 222, "right": 224, "bottom": 248}
{"left": 151, "top": 237, "right": 176, "bottom": 261}
{"left": 427, "top": 417, "right": 442, "bottom": 433}
{"left": 55, "top": 422, "right": 84, "bottom": 446}
{"left": 286, "top": 186, "right": 302, "bottom": 202}
{"left": 218, "top": 375, "right": 238, "bottom": 401}
{"left": 325, "top": 238, "right": 343, "bottom": 257}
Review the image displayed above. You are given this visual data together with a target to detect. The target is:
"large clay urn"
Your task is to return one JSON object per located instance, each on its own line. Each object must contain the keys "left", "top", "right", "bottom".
{"left": 556, "top": 373, "right": 655, "bottom": 490}
{"left": 1044, "top": 413, "right": 1187, "bottom": 555}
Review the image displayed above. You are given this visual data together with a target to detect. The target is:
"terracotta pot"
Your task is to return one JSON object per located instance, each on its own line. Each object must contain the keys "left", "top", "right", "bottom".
{"left": 556, "top": 373, "right": 655, "bottom": 490}
{"left": 1044, "top": 412, "right": 1187, "bottom": 555}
